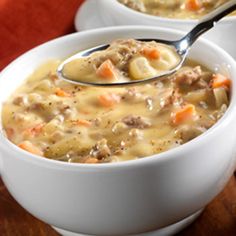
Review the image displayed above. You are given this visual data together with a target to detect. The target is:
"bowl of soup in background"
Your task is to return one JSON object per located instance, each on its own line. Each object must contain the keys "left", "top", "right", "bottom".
{"left": 0, "top": 26, "right": 236, "bottom": 236}
{"left": 99, "top": 0, "right": 236, "bottom": 58}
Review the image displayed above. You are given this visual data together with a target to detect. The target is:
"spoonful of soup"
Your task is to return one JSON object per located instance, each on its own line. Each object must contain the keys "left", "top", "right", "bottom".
{"left": 57, "top": 0, "right": 236, "bottom": 86}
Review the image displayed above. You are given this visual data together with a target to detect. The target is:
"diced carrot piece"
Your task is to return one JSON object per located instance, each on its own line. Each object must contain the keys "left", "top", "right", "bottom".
{"left": 172, "top": 104, "right": 196, "bottom": 125}
{"left": 76, "top": 119, "right": 91, "bottom": 127}
{"left": 211, "top": 73, "right": 231, "bottom": 89}
{"left": 24, "top": 123, "right": 45, "bottom": 137}
{"left": 55, "top": 88, "right": 71, "bottom": 97}
{"left": 185, "top": 0, "right": 202, "bottom": 11}
{"left": 84, "top": 157, "right": 99, "bottom": 164}
{"left": 96, "top": 59, "right": 118, "bottom": 80}
{"left": 18, "top": 141, "right": 43, "bottom": 156}
{"left": 142, "top": 47, "right": 160, "bottom": 60}
{"left": 98, "top": 93, "right": 121, "bottom": 107}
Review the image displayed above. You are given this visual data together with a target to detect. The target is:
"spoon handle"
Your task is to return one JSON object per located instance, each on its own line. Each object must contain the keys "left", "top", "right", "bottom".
{"left": 177, "top": 0, "right": 236, "bottom": 54}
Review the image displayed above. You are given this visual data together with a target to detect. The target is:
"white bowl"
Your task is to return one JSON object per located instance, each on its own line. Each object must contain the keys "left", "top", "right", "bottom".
{"left": 0, "top": 26, "right": 236, "bottom": 236}
{"left": 99, "top": 0, "right": 236, "bottom": 58}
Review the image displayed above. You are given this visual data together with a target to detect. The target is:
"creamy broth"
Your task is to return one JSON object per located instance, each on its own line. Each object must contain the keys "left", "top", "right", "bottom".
{"left": 119, "top": 0, "right": 235, "bottom": 19}
{"left": 2, "top": 54, "right": 230, "bottom": 163}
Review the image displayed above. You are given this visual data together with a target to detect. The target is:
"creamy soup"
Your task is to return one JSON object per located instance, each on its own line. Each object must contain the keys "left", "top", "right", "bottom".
{"left": 63, "top": 39, "right": 180, "bottom": 84}
{"left": 119, "top": 0, "right": 235, "bottom": 19}
{"left": 2, "top": 41, "right": 230, "bottom": 164}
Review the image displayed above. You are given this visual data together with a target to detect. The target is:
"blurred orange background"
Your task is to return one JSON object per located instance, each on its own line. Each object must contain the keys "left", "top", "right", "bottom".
{"left": 0, "top": 0, "right": 84, "bottom": 70}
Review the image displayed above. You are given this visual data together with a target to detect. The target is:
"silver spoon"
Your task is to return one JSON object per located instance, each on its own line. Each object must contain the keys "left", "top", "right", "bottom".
{"left": 57, "top": 0, "right": 236, "bottom": 87}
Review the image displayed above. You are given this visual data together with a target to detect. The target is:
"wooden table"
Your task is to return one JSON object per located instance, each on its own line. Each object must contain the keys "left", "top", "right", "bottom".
{"left": 0, "top": 175, "right": 235, "bottom": 236}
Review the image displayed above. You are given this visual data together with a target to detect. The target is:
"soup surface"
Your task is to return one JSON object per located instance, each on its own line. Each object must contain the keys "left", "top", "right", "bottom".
{"left": 63, "top": 39, "right": 180, "bottom": 84}
{"left": 2, "top": 41, "right": 230, "bottom": 164}
{"left": 119, "top": 0, "right": 234, "bottom": 19}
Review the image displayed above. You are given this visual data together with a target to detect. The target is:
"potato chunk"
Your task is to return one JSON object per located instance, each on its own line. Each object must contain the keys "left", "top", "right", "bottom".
{"left": 129, "top": 57, "right": 157, "bottom": 80}
{"left": 151, "top": 47, "right": 180, "bottom": 71}
{"left": 213, "top": 87, "right": 229, "bottom": 108}
{"left": 44, "top": 135, "right": 92, "bottom": 159}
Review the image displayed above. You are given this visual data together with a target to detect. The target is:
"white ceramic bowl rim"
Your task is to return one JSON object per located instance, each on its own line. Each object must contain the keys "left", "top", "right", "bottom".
{"left": 111, "top": 0, "right": 236, "bottom": 24}
{"left": 1, "top": 26, "right": 236, "bottom": 170}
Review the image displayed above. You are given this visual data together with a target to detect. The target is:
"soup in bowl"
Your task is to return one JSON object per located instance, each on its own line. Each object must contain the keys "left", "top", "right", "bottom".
{"left": 99, "top": 0, "right": 236, "bottom": 58}
{"left": 0, "top": 26, "right": 236, "bottom": 236}
{"left": 2, "top": 39, "right": 231, "bottom": 164}
{"left": 118, "top": 0, "right": 235, "bottom": 19}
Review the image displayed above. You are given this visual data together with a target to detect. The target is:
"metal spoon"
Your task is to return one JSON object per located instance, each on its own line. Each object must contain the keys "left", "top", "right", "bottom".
{"left": 57, "top": 0, "right": 236, "bottom": 87}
